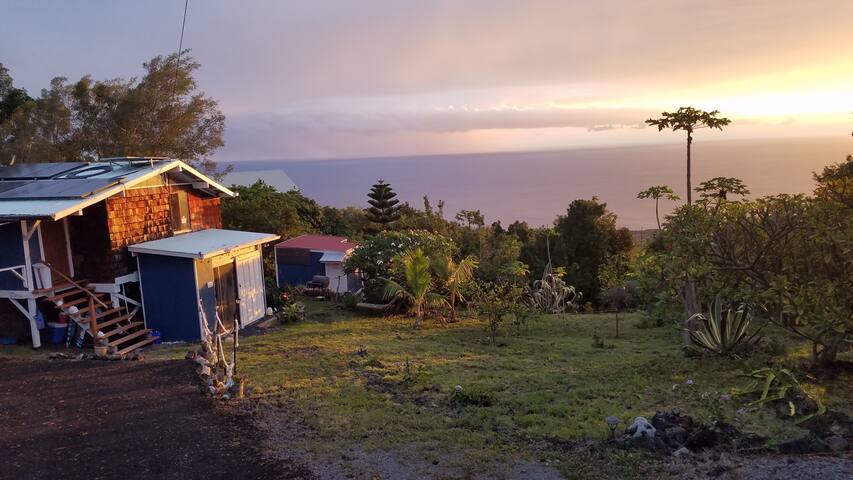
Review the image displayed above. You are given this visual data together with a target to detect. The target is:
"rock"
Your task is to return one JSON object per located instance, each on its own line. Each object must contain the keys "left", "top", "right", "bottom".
{"left": 626, "top": 416, "right": 656, "bottom": 439}
{"left": 685, "top": 426, "right": 719, "bottom": 449}
{"left": 672, "top": 446, "right": 691, "bottom": 457}
{"left": 665, "top": 426, "right": 688, "bottom": 446}
{"left": 778, "top": 437, "right": 813, "bottom": 455}
{"left": 825, "top": 435, "right": 848, "bottom": 452}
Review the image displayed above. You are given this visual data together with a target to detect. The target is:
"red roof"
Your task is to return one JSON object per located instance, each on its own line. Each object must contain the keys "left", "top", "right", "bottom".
{"left": 274, "top": 234, "right": 357, "bottom": 252}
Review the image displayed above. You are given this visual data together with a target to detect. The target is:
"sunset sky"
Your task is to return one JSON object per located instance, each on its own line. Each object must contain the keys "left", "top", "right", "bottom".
{"left": 2, "top": 0, "right": 851, "bottom": 161}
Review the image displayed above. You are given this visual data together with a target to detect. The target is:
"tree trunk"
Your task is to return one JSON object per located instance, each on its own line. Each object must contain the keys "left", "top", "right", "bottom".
{"left": 680, "top": 279, "right": 700, "bottom": 349}
{"left": 655, "top": 198, "right": 661, "bottom": 230}
{"left": 686, "top": 131, "right": 693, "bottom": 205}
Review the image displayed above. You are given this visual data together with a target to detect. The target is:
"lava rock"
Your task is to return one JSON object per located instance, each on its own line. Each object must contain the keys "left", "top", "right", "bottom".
{"left": 685, "top": 426, "right": 719, "bottom": 449}
{"left": 778, "top": 437, "right": 813, "bottom": 454}
{"left": 672, "top": 446, "right": 691, "bottom": 457}
{"left": 825, "top": 435, "right": 848, "bottom": 452}
{"left": 665, "top": 426, "right": 688, "bottom": 446}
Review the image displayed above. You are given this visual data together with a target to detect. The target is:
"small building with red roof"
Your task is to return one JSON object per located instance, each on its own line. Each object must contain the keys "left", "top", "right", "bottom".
{"left": 274, "top": 234, "right": 359, "bottom": 293}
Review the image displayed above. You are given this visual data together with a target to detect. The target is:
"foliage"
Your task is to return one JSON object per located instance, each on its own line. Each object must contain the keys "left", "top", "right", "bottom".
{"left": 383, "top": 248, "right": 448, "bottom": 327}
{"left": 733, "top": 368, "right": 826, "bottom": 424}
{"left": 341, "top": 292, "right": 359, "bottom": 310}
{"left": 365, "top": 179, "right": 402, "bottom": 228}
{"left": 524, "top": 273, "right": 582, "bottom": 314}
{"left": 685, "top": 296, "right": 762, "bottom": 356}
{"left": 344, "top": 229, "right": 457, "bottom": 281}
{"left": 637, "top": 185, "right": 680, "bottom": 229}
{"left": 646, "top": 107, "right": 731, "bottom": 205}
{"left": 551, "top": 197, "right": 634, "bottom": 302}
{"left": 222, "top": 181, "right": 322, "bottom": 237}
{"left": 637, "top": 155, "right": 853, "bottom": 365}
{"left": 0, "top": 51, "right": 225, "bottom": 174}
{"left": 431, "top": 254, "right": 478, "bottom": 321}
{"left": 470, "top": 281, "right": 527, "bottom": 345}
{"left": 277, "top": 302, "right": 306, "bottom": 323}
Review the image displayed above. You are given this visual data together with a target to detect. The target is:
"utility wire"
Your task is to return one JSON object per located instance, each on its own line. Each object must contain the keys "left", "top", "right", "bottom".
{"left": 172, "top": 0, "right": 189, "bottom": 103}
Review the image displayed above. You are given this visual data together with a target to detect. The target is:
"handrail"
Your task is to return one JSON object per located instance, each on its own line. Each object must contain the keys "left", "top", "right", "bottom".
{"left": 34, "top": 259, "right": 110, "bottom": 309}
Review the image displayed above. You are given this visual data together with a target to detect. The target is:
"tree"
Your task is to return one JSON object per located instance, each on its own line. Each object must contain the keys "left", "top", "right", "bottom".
{"left": 696, "top": 176, "right": 750, "bottom": 212}
{"left": 0, "top": 52, "right": 226, "bottom": 174}
{"left": 431, "top": 254, "right": 478, "bottom": 321}
{"left": 365, "top": 179, "right": 401, "bottom": 228}
{"left": 0, "top": 63, "right": 32, "bottom": 125}
{"left": 221, "top": 181, "right": 322, "bottom": 238}
{"left": 455, "top": 209, "right": 485, "bottom": 229}
{"left": 552, "top": 198, "right": 633, "bottom": 302}
{"left": 383, "top": 248, "right": 447, "bottom": 328}
{"left": 646, "top": 107, "right": 731, "bottom": 204}
{"left": 637, "top": 185, "right": 680, "bottom": 229}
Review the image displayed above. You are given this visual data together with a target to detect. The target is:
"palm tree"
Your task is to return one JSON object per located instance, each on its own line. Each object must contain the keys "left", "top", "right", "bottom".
{"left": 431, "top": 255, "right": 478, "bottom": 322}
{"left": 383, "top": 248, "right": 447, "bottom": 327}
{"left": 646, "top": 107, "right": 730, "bottom": 204}
{"left": 637, "top": 185, "right": 680, "bottom": 230}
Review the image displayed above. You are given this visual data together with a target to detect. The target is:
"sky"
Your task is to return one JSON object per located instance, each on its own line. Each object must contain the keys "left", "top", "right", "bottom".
{"left": 1, "top": 0, "right": 852, "bottom": 161}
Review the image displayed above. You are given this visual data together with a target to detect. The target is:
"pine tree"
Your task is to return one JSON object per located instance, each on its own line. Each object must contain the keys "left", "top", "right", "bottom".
{"left": 365, "top": 179, "right": 401, "bottom": 227}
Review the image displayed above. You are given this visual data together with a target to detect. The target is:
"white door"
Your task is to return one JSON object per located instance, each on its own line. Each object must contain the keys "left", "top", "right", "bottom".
{"left": 235, "top": 251, "right": 265, "bottom": 326}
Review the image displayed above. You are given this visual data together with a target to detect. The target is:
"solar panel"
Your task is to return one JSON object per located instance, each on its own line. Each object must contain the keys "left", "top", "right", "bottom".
{"left": 0, "top": 181, "right": 33, "bottom": 194}
{"left": 0, "top": 179, "right": 120, "bottom": 199}
{"left": 0, "top": 163, "right": 88, "bottom": 180}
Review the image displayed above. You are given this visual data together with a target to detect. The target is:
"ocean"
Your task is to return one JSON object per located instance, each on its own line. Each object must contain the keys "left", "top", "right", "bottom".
{"left": 230, "top": 136, "right": 850, "bottom": 230}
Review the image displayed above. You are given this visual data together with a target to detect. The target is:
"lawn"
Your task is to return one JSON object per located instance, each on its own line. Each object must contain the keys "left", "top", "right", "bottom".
{"left": 227, "top": 300, "right": 851, "bottom": 479}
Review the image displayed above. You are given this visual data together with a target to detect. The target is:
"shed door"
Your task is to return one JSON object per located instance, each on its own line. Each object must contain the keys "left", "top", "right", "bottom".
{"left": 236, "top": 251, "right": 265, "bottom": 326}
{"left": 40, "top": 219, "right": 72, "bottom": 282}
{"left": 214, "top": 262, "right": 238, "bottom": 331}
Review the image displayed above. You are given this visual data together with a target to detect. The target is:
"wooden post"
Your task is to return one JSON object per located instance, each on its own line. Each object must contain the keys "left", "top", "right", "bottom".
{"left": 88, "top": 295, "right": 99, "bottom": 341}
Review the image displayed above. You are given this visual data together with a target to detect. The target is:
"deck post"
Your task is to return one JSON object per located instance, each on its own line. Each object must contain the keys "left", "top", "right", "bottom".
{"left": 88, "top": 295, "right": 99, "bottom": 340}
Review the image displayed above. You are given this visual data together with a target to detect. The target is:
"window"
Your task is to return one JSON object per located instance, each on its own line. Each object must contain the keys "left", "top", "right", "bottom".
{"left": 169, "top": 191, "right": 192, "bottom": 232}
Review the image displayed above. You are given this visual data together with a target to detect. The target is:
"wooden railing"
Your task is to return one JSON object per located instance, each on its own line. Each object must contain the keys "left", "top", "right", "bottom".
{"left": 0, "top": 264, "right": 28, "bottom": 289}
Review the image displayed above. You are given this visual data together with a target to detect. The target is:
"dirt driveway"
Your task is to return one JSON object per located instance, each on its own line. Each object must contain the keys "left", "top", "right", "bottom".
{"left": 0, "top": 358, "right": 306, "bottom": 480}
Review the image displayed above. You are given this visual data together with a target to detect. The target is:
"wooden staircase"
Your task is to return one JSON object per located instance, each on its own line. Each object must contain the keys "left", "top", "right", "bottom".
{"left": 35, "top": 263, "right": 153, "bottom": 356}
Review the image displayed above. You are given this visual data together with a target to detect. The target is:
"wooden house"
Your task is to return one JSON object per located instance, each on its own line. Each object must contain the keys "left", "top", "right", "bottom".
{"left": 0, "top": 158, "right": 278, "bottom": 352}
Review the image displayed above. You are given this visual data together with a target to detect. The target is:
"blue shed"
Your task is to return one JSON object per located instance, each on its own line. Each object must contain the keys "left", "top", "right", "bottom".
{"left": 129, "top": 229, "right": 279, "bottom": 342}
{"left": 274, "top": 234, "right": 360, "bottom": 294}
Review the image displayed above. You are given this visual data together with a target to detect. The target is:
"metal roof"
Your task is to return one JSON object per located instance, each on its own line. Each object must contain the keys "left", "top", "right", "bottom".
{"left": 128, "top": 228, "right": 280, "bottom": 260}
{"left": 318, "top": 251, "right": 347, "bottom": 263}
{"left": 274, "top": 234, "right": 357, "bottom": 252}
{"left": 222, "top": 169, "right": 298, "bottom": 192}
{"left": 0, "top": 159, "right": 235, "bottom": 220}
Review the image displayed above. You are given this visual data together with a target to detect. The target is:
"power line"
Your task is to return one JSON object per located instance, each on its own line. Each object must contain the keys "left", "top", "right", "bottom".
{"left": 172, "top": 0, "right": 189, "bottom": 102}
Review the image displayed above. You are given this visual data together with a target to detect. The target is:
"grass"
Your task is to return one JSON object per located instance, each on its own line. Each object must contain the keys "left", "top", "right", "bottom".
{"left": 230, "top": 301, "right": 851, "bottom": 478}
{"left": 3, "top": 301, "right": 848, "bottom": 478}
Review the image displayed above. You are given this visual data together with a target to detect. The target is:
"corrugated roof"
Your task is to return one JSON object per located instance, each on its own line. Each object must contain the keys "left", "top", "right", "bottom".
{"left": 0, "top": 159, "right": 234, "bottom": 220}
{"left": 222, "top": 169, "right": 298, "bottom": 192}
{"left": 275, "top": 234, "right": 357, "bottom": 252}
{"left": 128, "top": 228, "right": 279, "bottom": 259}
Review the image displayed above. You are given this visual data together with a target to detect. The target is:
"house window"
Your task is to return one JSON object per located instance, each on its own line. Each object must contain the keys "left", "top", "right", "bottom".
{"left": 169, "top": 191, "right": 192, "bottom": 232}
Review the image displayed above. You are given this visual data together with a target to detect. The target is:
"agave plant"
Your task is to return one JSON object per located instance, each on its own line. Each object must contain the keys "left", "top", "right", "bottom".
{"left": 685, "top": 296, "right": 763, "bottom": 355}
{"left": 524, "top": 273, "right": 581, "bottom": 314}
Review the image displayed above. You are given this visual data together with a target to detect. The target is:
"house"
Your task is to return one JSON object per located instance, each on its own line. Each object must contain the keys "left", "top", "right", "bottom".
{"left": 221, "top": 169, "right": 298, "bottom": 192}
{"left": 0, "top": 158, "right": 278, "bottom": 351}
{"left": 274, "top": 234, "right": 359, "bottom": 294}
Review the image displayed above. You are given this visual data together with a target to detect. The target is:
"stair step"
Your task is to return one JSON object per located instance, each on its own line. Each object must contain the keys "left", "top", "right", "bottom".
{"left": 113, "top": 336, "right": 154, "bottom": 356}
{"left": 103, "top": 321, "right": 143, "bottom": 338}
{"left": 107, "top": 328, "right": 151, "bottom": 348}
{"left": 57, "top": 294, "right": 109, "bottom": 309}
{"left": 32, "top": 282, "right": 76, "bottom": 295}
{"left": 77, "top": 306, "right": 121, "bottom": 318}
{"left": 45, "top": 287, "right": 93, "bottom": 302}
{"left": 96, "top": 313, "right": 134, "bottom": 330}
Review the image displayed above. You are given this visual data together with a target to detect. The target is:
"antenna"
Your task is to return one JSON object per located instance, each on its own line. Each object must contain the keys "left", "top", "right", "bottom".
{"left": 172, "top": 0, "right": 189, "bottom": 103}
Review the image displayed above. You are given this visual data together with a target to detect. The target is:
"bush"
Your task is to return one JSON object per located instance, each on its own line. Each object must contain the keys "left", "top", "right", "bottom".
{"left": 341, "top": 292, "right": 359, "bottom": 310}
{"left": 344, "top": 230, "right": 457, "bottom": 281}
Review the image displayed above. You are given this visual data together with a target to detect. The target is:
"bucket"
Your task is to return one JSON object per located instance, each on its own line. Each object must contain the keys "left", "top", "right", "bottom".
{"left": 0, "top": 336, "right": 16, "bottom": 345}
{"left": 151, "top": 330, "right": 162, "bottom": 345}
{"left": 45, "top": 322, "right": 68, "bottom": 344}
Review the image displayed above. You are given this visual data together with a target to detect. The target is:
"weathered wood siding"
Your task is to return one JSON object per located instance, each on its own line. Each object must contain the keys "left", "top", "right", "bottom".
{"left": 102, "top": 186, "right": 222, "bottom": 280}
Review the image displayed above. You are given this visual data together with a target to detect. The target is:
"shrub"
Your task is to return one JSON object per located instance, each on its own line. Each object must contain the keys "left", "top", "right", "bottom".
{"left": 524, "top": 273, "right": 581, "bottom": 314}
{"left": 685, "top": 296, "right": 763, "bottom": 356}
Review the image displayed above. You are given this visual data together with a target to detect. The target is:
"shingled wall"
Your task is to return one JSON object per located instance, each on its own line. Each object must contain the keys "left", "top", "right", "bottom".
{"left": 104, "top": 185, "right": 222, "bottom": 279}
